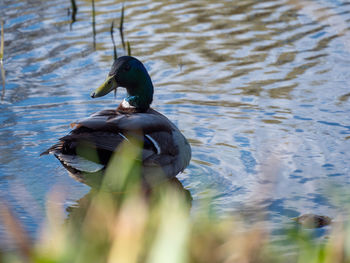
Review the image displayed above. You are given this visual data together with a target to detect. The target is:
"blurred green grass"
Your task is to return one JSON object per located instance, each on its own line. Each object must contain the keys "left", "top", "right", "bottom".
{"left": 1, "top": 140, "right": 349, "bottom": 263}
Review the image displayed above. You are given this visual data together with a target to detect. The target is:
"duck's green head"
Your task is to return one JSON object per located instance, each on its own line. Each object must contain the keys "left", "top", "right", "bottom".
{"left": 91, "top": 56, "right": 154, "bottom": 111}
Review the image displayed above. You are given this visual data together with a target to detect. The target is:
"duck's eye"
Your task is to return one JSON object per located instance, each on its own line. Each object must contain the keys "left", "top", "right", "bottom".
{"left": 108, "top": 79, "right": 112, "bottom": 85}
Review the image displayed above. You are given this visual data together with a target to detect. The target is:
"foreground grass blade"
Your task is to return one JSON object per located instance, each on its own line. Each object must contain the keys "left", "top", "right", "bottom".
{"left": 0, "top": 203, "right": 32, "bottom": 261}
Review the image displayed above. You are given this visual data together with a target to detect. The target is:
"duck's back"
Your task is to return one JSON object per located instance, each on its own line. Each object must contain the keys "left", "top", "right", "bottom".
{"left": 42, "top": 108, "right": 191, "bottom": 185}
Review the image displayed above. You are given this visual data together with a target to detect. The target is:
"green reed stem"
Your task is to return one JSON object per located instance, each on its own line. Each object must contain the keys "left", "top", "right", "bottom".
{"left": 119, "top": 4, "right": 125, "bottom": 50}
{"left": 91, "top": 0, "right": 96, "bottom": 49}
{"left": 70, "top": 0, "right": 78, "bottom": 25}
{"left": 110, "top": 20, "right": 117, "bottom": 60}
{"left": 127, "top": 41, "right": 131, "bottom": 56}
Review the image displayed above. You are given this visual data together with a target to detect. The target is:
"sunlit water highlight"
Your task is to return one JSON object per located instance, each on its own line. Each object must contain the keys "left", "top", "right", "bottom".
{"left": 1, "top": 0, "right": 350, "bottom": 244}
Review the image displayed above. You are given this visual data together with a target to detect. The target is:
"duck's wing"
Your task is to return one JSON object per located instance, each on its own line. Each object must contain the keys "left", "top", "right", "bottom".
{"left": 78, "top": 109, "right": 191, "bottom": 176}
{"left": 41, "top": 129, "right": 129, "bottom": 173}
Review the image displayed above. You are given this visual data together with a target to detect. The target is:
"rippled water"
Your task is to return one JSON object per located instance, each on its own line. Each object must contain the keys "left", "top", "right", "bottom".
{"left": 1, "top": 0, "right": 350, "bottom": 243}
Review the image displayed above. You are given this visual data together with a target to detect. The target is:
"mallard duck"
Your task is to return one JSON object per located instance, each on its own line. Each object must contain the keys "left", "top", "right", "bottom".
{"left": 42, "top": 56, "right": 191, "bottom": 187}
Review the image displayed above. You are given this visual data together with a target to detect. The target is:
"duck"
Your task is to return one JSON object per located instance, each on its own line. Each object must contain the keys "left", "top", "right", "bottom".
{"left": 41, "top": 56, "right": 191, "bottom": 187}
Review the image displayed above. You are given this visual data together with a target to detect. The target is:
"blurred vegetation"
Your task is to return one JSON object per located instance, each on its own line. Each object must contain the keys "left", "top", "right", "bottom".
{"left": 1, "top": 140, "right": 350, "bottom": 263}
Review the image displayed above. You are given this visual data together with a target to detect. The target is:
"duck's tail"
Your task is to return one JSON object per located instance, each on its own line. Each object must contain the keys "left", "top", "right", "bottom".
{"left": 40, "top": 142, "right": 62, "bottom": 156}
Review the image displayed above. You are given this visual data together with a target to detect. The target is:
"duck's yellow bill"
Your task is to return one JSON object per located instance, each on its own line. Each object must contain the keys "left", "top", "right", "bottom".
{"left": 91, "top": 75, "right": 118, "bottom": 98}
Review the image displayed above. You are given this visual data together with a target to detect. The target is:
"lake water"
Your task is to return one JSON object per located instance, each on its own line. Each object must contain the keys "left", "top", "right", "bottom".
{"left": 1, "top": 0, "right": 350, "bottom": 244}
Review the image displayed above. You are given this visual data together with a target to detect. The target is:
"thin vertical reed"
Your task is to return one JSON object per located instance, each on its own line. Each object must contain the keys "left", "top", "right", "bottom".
{"left": 91, "top": 0, "right": 96, "bottom": 49}
{"left": 127, "top": 41, "right": 131, "bottom": 56}
{"left": 110, "top": 20, "right": 117, "bottom": 60}
{"left": 119, "top": 4, "right": 125, "bottom": 50}
{"left": 70, "top": 0, "right": 78, "bottom": 27}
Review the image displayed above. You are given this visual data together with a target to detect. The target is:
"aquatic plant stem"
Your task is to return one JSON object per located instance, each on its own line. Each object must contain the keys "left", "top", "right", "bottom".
{"left": 70, "top": 0, "right": 78, "bottom": 28}
{"left": 91, "top": 0, "right": 96, "bottom": 49}
{"left": 127, "top": 41, "right": 131, "bottom": 56}
{"left": 119, "top": 4, "right": 125, "bottom": 50}
{"left": 110, "top": 20, "right": 117, "bottom": 60}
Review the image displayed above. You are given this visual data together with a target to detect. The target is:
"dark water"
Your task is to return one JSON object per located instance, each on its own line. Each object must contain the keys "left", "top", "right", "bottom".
{"left": 1, "top": 0, "right": 350, "bottom": 243}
